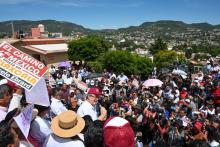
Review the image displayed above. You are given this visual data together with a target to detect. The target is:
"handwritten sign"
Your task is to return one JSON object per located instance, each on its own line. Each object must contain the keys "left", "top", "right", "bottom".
{"left": 0, "top": 42, "right": 47, "bottom": 91}
{"left": 14, "top": 104, "right": 34, "bottom": 138}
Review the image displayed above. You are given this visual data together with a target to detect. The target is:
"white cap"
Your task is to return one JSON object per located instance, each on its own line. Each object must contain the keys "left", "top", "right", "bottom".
{"left": 0, "top": 79, "right": 8, "bottom": 85}
{"left": 185, "top": 99, "right": 190, "bottom": 103}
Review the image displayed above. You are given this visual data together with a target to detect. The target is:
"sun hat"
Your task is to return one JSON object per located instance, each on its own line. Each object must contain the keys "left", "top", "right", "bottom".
{"left": 51, "top": 110, "right": 85, "bottom": 138}
{"left": 103, "top": 117, "right": 134, "bottom": 147}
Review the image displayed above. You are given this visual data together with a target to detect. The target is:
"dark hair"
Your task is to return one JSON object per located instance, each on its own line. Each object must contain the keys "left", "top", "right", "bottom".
{"left": 84, "top": 120, "right": 104, "bottom": 147}
{"left": 34, "top": 104, "right": 50, "bottom": 115}
{"left": 20, "top": 95, "right": 28, "bottom": 108}
{"left": 0, "top": 121, "right": 15, "bottom": 147}
{"left": 207, "top": 125, "right": 219, "bottom": 142}
{"left": 4, "top": 108, "right": 20, "bottom": 123}
{"left": 0, "top": 84, "right": 13, "bottom": 99}
{"left": 81, "top": 115, "right": 93, "bottom": 134}
{"left": 187, "top": 140, "right": 210, "bottom": 147}
{"left": 125, "top": 115, "right": 137, "bottom": 132}
{"left": 51, "top": 87, "right": 61, "bottom": 97}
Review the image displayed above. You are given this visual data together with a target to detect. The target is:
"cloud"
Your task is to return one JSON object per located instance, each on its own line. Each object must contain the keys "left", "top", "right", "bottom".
{"left": 59, "top": 2, "right": 81, "bottom": 7}
{"left": 0, "top": 0, "right": 145, "bottom": 8}
{"left": 0, "top": 0, "right": 36, "bottom": 5}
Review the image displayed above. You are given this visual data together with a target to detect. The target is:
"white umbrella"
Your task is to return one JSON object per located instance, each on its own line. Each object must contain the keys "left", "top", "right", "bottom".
{"left": 143, "top": 79, "right": 163, "bottom": 87}
{"left": 172, "top": 69, "right": 187, "bottom": 76}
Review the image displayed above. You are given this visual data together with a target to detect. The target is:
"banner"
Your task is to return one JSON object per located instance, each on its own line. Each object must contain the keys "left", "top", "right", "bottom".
{"left": 25, "top": 78, "right": 50, "bottom": 106}
{"left": 14, "top": 104, "right": 34, "bottom": 139}
{"left": 0, "top": 42, "right": 47, "bottom": 91}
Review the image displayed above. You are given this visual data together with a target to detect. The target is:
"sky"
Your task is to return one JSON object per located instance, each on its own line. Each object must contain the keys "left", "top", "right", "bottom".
{"left": 0, "top": 0, "right": 219, "bottom": 29}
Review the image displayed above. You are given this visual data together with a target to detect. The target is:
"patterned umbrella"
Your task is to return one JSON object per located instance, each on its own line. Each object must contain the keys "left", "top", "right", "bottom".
{"left": 143, "top": 79, "right": 163, "bottom": 87}
{"left": 58, "top": 61, "right": 71, "bottom": 67}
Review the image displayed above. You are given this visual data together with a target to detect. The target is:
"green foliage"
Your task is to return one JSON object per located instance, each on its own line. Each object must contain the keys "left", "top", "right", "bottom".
{"left": 149, "top": 38, "right": 168, "bottom": 55}
{"left": 154, "top": 50, "right": 184, "bottom": 68}
{"left": 68, "top": 36, "right": 110, "bottom": 61}
{"left": 0, "top": 33, "right": 5, "bottom": 38}
{"left": 175, "top": 44, "right": 220, "bottom": 58}
{"left": 194, "top": 54, "right": 210, "bottom": 61}
{"left": 87, "top": 61, "right": 103, "bottom": 72}
{"left": 100, "top": 50, "right": 153, "bottom": 78}
{"left": 191, "top": 45, "right": 220, "bottom": 57}
{"left": 133, "top": 54, "right": 154, "bottom": 78}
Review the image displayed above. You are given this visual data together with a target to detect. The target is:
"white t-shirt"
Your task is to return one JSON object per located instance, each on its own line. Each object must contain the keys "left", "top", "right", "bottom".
{"left": 117, "top": 75, "right": 128, "bottom": 82}
{"left": 50, "top": 98, "right": 67, "bottom": 116}
{"left": 43, "top": 134, "right": 84, "bottom": 147}
{"left": 30, "top": 116, "right": 52, "bottom": 145}
{"left": 77, "top": 101, "right": 98, "bottom": 121}
{"left": 64, "top": 77, "right": 73, "bottom": 85}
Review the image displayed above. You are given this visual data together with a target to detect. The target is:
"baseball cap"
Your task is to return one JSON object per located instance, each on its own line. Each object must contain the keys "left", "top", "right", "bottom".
{"left": 0, "top": 79, "right": 19, "bottom": 89}
{"left": 185, "top": 99, "right": 191, "bottom": 103}
{"left": 103, "top": 117, "right": 135, "bottom": 147}
{"left": 87, "top": 88, "right": 102, "bottom": 96}
{"left": 194, "top": 121, "right": 203, "bottom": 130}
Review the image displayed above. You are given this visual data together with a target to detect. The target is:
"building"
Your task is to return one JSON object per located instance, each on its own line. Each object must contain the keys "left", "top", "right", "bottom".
{"left": 32, "top": 28, "right": 41, "bottom": 38}
{"left": 38, "top": 24, "right": 45, "bottom": 33}
{"left": 10, "top": 38, "right": 69, "bottom": 67}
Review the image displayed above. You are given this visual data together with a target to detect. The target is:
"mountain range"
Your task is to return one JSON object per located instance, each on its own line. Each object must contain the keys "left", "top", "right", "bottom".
{"left": 0, "top": 19, "right": 220, "bottom": 36}
{"left": 0, "top": 20, "right": 92, "bottom": 36}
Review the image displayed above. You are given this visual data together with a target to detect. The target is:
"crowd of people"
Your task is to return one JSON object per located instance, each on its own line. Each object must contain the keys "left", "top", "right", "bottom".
{"left": 0, "top": 60, "right": 220, "bottom": 147}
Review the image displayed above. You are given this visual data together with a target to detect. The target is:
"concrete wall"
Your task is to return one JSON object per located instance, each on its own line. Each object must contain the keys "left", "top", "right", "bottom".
{"left": 12, "top": 41, "right": 69, "bottom": 68}
{"left": 46, "top": 52, "right": 69, "bottom": 67}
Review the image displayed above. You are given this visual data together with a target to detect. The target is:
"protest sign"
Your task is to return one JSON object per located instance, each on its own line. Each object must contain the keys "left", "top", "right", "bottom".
{"left": 0, "top": 42, "right": 47, "bottom": 91}
{"left": 25, "top": 78, "right": 50, "bottom": 106}
{"left": 14, "top": 104, "right": 34, "bottom": 139}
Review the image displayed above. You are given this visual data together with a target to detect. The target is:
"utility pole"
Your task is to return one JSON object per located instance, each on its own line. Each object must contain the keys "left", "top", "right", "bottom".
{"left": 11, "top": 21, "right": 14, "bottom": 38}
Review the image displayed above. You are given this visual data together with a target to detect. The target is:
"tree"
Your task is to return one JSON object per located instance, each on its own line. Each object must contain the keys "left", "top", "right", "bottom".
{"left": 100, "top": 50, "right": 153, "bottom": 79}
{"left": 154, "top": 50, "right": 185, "bottom": 68}
{"left": 68, "top": 36, "right": 110, "bottom": 61}
{"left": 133, "top": 54, "right": 154, "bottom": 79}
{"left": 149, "top": 38, "right": 168, "bottom": 55}
{"left": 87, "top": 61, "right": 103, "bottom": 72}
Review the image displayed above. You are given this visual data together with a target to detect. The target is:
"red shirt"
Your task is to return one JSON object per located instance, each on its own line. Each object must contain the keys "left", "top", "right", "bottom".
{"left": 213, "top": 86, "right": 220, "bottom": 104}
{"left": 180, "top": 90, "right": 188, "bottom": 99}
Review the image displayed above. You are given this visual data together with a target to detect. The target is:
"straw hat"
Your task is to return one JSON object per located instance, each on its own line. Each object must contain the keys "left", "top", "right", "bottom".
{"left": 51, "top": 110, "right": 85, "bottom": 138}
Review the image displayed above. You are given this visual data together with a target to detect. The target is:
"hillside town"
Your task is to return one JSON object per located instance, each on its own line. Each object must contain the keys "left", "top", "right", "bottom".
{"left": 106, "top": 27, "right": 220, "bottom": 49}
